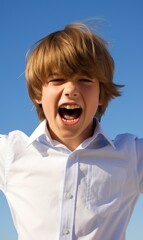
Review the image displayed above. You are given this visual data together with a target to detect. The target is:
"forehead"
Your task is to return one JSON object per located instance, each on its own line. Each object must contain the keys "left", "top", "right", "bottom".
{"left": 47, "top": 70, "right": 94, "bottom": 79}
{"left": 47, "top": 72, "right": 91, "bottom": 79}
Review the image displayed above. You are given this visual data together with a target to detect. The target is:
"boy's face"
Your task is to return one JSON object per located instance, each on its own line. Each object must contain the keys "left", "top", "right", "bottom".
{"left": 37, "top": 73, "right": 102, "bottom": 150}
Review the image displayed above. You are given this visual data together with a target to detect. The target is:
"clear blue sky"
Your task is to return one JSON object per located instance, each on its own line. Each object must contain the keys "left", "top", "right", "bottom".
{"left": 0, "top": 0, "right": 143, "bottom": 239}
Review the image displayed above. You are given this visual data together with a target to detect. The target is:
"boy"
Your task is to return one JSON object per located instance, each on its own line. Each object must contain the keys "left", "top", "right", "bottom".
{"left": 0, "top": 22, "right": 143, "bottom": 240}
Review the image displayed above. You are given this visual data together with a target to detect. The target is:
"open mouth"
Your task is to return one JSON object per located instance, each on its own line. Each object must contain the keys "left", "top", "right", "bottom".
{"left": 58, "top": 104, "right": 82, "bottom": 122}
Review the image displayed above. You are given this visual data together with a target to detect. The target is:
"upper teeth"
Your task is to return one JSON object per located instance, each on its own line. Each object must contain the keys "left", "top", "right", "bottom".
{"left": 60, "top": 104, "right": 80, "bottom": 109}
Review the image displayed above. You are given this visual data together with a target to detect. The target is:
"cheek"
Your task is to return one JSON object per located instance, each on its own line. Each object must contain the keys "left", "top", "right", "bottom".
{"left": 43, "top": 86, "right": 61, "bottom": 100}
{"left": 41, "top": 89, "right": 59, "bottom": 115}
{"left": 85, "top": 87, "right": 100, "bottom": 102}
{"left": 41, "top": 88, "right": 54, "bottom": 104}
{"left": 85, "top": 89, "right": 100, "bottom": 112}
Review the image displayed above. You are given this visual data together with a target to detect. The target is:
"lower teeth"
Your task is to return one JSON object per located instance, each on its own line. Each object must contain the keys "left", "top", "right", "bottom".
{"left": 62, "top": 118, "right": 77, "bottom": 122}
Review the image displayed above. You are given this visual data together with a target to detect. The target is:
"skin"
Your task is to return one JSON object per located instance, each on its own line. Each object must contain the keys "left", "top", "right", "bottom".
{"left": 37, "top": 73, "right": 102, "bottom": 151}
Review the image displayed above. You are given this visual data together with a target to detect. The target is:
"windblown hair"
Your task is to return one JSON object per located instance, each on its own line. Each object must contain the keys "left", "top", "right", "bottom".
{"left": 25, "top": 22, "right": 124, "bottom": 121}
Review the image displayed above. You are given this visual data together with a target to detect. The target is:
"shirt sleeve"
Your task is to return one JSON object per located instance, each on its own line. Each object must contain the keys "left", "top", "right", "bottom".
{"left": 136, "top": 138, "right": 143, "bottom": 193}
{"left": 0, "top": 134, "right": 9, "bottom": 191}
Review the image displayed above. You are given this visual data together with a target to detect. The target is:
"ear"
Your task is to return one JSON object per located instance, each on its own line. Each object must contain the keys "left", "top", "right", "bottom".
{"left": 35, "top": 98, "right": 42, "bottom": 104}
{"left": 98, "top": 98, "right": 102, "bottom": 106}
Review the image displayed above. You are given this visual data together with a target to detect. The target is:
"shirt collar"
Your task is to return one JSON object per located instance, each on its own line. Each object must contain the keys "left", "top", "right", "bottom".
{"left": 79, "top": 118, "right": 115, "bottom": 149}
{"left": 96, "top": 119, "right": 115, "bottom": 148}
{"left": 26, "top": 119, "right": 115, "bottom": 149}
{"left": 26, "top": 120, "right": 51, "bottom": 147}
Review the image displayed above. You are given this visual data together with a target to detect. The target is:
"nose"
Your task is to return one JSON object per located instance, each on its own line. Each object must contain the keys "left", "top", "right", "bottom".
{"left": 64, "top": 81, "right": 79, "bottom": 98}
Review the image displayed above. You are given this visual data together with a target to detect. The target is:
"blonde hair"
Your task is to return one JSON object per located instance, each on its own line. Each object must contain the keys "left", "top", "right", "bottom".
{"left": 26, "top": 22, "right": 124, "bottom": 121}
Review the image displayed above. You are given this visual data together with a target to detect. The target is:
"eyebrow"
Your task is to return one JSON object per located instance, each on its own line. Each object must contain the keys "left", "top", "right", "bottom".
{"left": 47, "top": 72, "right": 60, "bottom": 77}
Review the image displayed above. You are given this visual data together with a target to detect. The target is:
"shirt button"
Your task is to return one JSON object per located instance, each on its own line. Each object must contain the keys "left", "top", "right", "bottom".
{"left": 65, "top": 192, "right": 73, "bottom": 199}
{"left": 63, "top": 228, "right": 70, "bottom": 235}
{"left": 70, "top": 154, "right": 74, "bottom": 160}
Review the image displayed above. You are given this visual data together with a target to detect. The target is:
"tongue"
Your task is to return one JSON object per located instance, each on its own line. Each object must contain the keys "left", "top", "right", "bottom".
{"left": 59, "top": 108, "right": 80, "bottom": 120}
{"left": 63, "top": 114, "right": 75, "bottom": 120}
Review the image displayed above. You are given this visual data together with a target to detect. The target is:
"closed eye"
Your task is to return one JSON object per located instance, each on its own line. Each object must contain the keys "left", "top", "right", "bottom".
{"left": 49, "top": 78, "right": 65, "bottom": 84}
{"left": 79, "top": 79, "right": 94, "bottom": 84}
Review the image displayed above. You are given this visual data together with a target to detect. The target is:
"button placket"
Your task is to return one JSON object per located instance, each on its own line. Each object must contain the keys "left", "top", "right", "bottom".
{"left": 63, "top": 228, "right": 70, "bottom": 235}
{"left": 59, "top": 154, "right": 78, "bottom": 239}
{"left": 65, "top": 192, "right": 73, "bottom": 200}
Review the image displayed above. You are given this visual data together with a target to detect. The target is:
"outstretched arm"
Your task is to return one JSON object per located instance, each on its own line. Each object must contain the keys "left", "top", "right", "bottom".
{"left": 0, "top": 135, "right": 9, "bottom": 192}
{"left": 136, "top": 138, "right": 143, "bottom": 193}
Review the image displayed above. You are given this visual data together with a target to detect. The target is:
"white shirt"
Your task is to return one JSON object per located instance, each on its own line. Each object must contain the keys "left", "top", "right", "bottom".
{"left": 0, "top": 120, "right": 143, "bottom": 240}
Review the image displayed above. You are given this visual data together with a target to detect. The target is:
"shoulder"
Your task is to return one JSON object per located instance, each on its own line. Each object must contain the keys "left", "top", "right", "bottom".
{"left": 113, "top": 133, "right": 143, "bottom": 152}
{"left": 114, "top": 133, "right": 137, "bottom": 142}
{"left": 0, "top": 130, "right": 28, "bottom": 141}
{"left": 0, "top": 130, "right": 29, "bottom": 152}
{"left": 112, "top": 133, "right": 137, "bottom": 149}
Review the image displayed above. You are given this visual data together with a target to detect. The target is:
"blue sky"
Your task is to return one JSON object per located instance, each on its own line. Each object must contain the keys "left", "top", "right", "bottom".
{"left": 0, "top": 0, "right": 143, "bottom": 239}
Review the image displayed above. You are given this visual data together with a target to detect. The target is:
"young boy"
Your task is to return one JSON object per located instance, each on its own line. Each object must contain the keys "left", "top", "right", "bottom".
{"left": 0, "top": 22, "right": 143, "bottom": 240}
